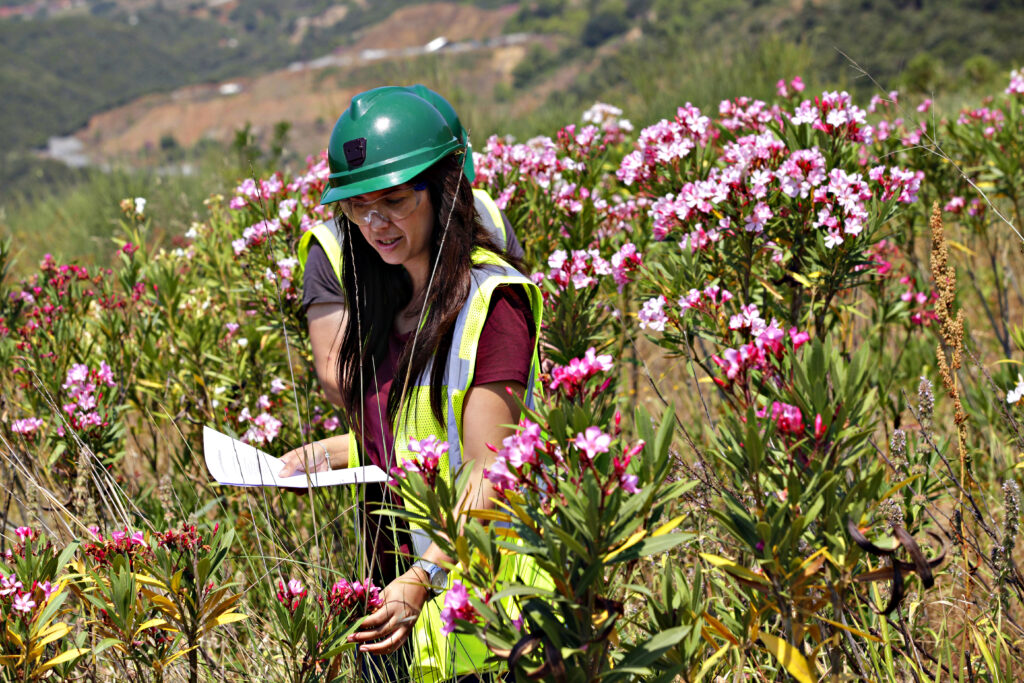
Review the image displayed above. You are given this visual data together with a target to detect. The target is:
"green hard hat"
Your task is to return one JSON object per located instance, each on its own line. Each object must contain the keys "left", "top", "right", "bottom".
{"left": 320, "top": 87, "right": 465, "bottom": 205}
{"left": 399, "top": 85, "right": 476, "bottom": 183}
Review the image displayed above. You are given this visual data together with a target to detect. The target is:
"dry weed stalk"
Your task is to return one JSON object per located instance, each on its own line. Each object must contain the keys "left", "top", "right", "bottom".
{"left": 929, "top": 201, "right": 974, "bottom": 597}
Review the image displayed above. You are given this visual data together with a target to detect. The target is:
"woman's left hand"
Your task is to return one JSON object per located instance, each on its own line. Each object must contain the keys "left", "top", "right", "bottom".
{"left": 349, "top": 569, "right": 431, "bottom": 655}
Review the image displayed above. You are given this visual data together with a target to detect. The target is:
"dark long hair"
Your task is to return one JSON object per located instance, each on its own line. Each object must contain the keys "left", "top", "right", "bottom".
{"left": 336, "top": 153, "right": 519, "bottom": 435}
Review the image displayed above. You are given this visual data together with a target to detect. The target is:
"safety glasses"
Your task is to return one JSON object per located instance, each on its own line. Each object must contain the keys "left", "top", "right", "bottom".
{"left": 339, "top": 182, "right": 428, "bottom": 226}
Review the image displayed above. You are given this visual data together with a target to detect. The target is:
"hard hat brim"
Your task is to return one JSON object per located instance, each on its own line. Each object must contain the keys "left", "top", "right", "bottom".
{"left": 320, "top": 140, "right": 463, "bottom": 205}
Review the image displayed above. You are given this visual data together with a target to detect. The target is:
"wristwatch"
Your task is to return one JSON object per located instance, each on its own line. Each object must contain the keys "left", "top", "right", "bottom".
{"left": 412, "top": 559, "right": 448, "bottom": 595}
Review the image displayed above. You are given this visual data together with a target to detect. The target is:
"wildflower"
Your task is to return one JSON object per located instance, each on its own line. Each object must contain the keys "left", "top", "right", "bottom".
{"left": 813, "top": 414, "right": 826, "bottom": 440}
{"left": 483, "top": 457, "right": 518, "bottom": 492}
{"left": 270, "top": 378, "right": 287, "bottom": 394}
{"left": 1006, "top": 68, "right": 1024, "bottom": 96}
{"left": 619, "top": 473, "right": 640, "bottom": 494}
{"left": 1007, "top": 374, "right": 1024, "bottom": 404}
{"left": 134, "top": 197, "right": 147, "bottom": 216}
{"left": 440, "top": 581, "right": 479, "bottom": 636}
{"left": 638, "top": 296, "right": 668, "bottom": 332}
{"left": 276, "top": 577, "right": 307, "bottom": 611}
{"left": 15, "top": 527, "right": 34, "bottom": 541}
{"left": 1, "top": 575, "right": 23, "bottom": 597}
{"left": 12, "top": 592, "right": 36, "bottom": 613}
{"left": 243, "top": 413, "right": 282, "bottom": 445}
{"left": 11, "top": 417, "right": 44, "bottom": 435}
{"left": 393, "top": 436, "right": 447, "bottom": 487}
{"left": 574, "top": 427, "right": 611, "bottom": 461}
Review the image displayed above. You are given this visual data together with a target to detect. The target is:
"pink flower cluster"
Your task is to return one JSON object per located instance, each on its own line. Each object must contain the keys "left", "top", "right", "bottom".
{"left": 1006, "top": 68, "right": 1024, "bottom": 96}
{"left": 898, "top": 276, "right": 938, "bottom": 326}
{"left": 617, "top": 103, "right": 712, "bottom": 186}
{"left": 473, "top": 134, "right": 573, "bottom": 200}
{"left": 638, "top": 295, "right": 668, "bottom": 332}
{"left": 956, "top": 106, "right": 1005, "bottom": 137}
{"left": 485, "top": 419, "right": 547, "bottom": 493}
{"left": 82, "top": 527, "right": 150, "bottom": 568}
{"left": 237, "top": 399, "right": 283, "bottom": 445}
{"left": 678, "top": 284, "right": 734, "bottom": 317}
{"left": 60, "top": 362, "right": 117, "bottom": 436}
{"left": 1, "top": 571, "right": 57, "bottom": 616}
{"left": 535, "top": 243, "right": 644, "bottom": 295}
{"left": 232, "top": 218, "right": 283, "bottom": 256}
{"left": 775, "top": 76, "right": 806, "bottom": 100}
{"left": 276, "top": 578, "right": 307, "bottom": 612}
{"left": 868, "top": 165, "right": 924, "bottom": 204}
{"left": 439, "top": 581, "right": 479, "bottom": 636}
{"left": 11, "top": 417, "right": 44, "bottom": 436}
{"left": 757, "top": 401, "right": 805, "bottom": 435}
{"left": 548, "top": 347, "right": 614, "bottom": 400}
{"left": 324, "top": 578, "right": 384, "bottom": 618}
{"left": 391, "top": 435, "right": 447, "bottom": 487}
{"left": 753, "top": 404, "right": 828, "bottom": 446}
{"left": 264, "top": 256, "right": 300, "bottom": 300}
{"left": 719, "top": 96, "right": 781, "bottom": 132}
{"left": 789, "top": 90, "right": 873, "bottom": 144}
{"left": 710, "top": 304, "right": 810, "bottom": 387}
{"left": 484, "top": 417, "right": 642, "bottom": 499}
{"left": 580, "top": 102, "right": 634, "bottom": 145}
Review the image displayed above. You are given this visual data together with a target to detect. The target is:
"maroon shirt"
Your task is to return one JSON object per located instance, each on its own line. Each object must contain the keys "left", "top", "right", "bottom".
{"left": 301, "top": 243, "right": 536, "bottom": 582}
{"left": 359, "top": 285, "right": 536, "bottom": 473}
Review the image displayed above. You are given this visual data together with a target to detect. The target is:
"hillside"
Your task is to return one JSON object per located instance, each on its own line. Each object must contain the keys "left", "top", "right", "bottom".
{"left": 71, "top": 3, "right": 525, "bottom": 161}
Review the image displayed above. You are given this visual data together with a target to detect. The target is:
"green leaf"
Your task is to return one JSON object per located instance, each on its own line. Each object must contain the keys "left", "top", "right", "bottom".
{"left": 605, "top": 533, "right": 691, "bottom": 564}
{"left": 602, "top": 625, "right": 692, "bottom": 681}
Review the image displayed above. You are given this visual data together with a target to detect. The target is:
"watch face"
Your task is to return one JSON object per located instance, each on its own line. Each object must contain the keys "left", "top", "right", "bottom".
{"left": 428, "top": 567, "right": 447, "bottom": 590}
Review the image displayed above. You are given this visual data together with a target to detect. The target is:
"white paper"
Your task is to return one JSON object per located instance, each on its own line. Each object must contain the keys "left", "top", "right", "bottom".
{"left": 203, "top": 426, "right": 387, "bottom": 488}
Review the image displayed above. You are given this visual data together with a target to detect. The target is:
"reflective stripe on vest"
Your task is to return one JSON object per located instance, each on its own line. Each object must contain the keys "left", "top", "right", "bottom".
{"left": 395, "top": 248, "right": 541, "bottom": 553}
{"left": 401, "top": 248, "right": 542, "bottom": 682}
{"left": 473, "top": 187, "right": 507, "bottom": 250}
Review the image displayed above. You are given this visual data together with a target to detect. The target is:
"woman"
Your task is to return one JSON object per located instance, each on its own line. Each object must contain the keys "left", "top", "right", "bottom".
{"left": 279, "top": 87, "right": 541, "bottom": 682}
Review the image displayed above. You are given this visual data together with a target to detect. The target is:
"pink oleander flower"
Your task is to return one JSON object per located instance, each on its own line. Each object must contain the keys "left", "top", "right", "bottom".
{"left": 12, "top": 592, "right": 36, "bottom": 613}
{"left": 619, "top": 473, "right": 640, "bottom": 494}
{"left": 789, "top": 328, "right": 811, "bottom": 350}
{"left": 243, "top": 412, "right": 283, "bottom": 445}
{"left": 440, "top": 581, "right": 479, "bottom": 636}
{"left": 638, "top": 296, "right": 668, "bottom": 332}
{"left": 763, "top": 402, "right": 805, "bottom": 436}
{"left": 327, "top": 577, "right": 384, "bottom": 617}
{"left": 483, "top": 457, "right": 519, "bottom": 492}
{"left": 11, "top": 417, "right": 44, "bottom": 435}
{"left": 276, "top": 578, "right": 307, "bottom": 611}
{"left": 548, "top": 348, "right": 614, "bottom": 398}
{"left": 575, "top": 427, "right": 611, "bottom": 461}
{"left": 1006, "top": 68, "right": 1024, "bottom": 96}
{"left": 814, "top": 414, "right": 827, "bottom": 440}
{"left": 393, "top": 436, "right": 447, "bottom": 487}
{"left": 0, "top": 574, "right": 23, "bottom": 597}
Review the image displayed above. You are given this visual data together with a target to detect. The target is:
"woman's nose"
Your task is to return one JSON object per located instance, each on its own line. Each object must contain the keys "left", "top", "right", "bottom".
{"left": 364, "top": 210, "right": 390, "bottom": 228}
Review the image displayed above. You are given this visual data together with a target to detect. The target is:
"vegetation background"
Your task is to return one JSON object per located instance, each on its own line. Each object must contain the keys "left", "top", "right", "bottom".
{"left": 3, "top": 0, "right": 1024, "bottom": 271}
{"left": 2, "top": 1, "right": 1024, "bottom": 681}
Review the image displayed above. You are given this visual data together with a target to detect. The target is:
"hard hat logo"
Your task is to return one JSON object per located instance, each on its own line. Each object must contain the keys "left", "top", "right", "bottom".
{"left": 343, "top": 138, "right": 367, "bottom": 168}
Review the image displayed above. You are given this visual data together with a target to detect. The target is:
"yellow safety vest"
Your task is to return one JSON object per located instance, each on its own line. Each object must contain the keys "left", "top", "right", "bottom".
{"left": 296, "top": 196, "right": 541, "bottom": 681}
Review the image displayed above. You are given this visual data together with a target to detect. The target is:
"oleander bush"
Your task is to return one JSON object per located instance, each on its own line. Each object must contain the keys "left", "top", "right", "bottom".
{"left": 2, "top": 70, "right": 1024, "bottom": 681}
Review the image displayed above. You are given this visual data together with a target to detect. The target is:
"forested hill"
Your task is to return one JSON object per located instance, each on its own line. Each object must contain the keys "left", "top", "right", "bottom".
{"left": 2, "top": 0, "right": 1023, "bottom": 161}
